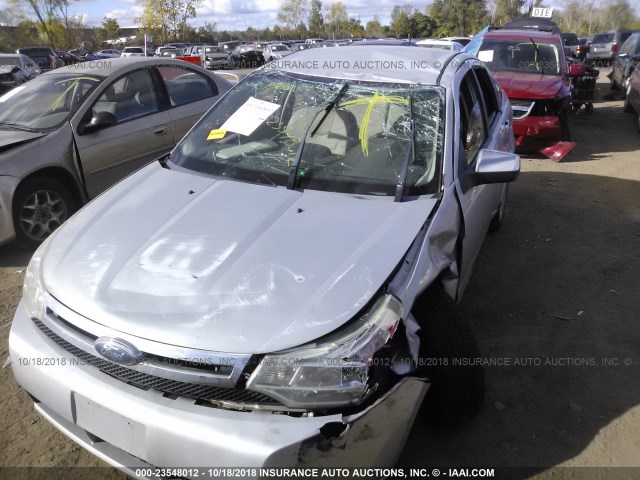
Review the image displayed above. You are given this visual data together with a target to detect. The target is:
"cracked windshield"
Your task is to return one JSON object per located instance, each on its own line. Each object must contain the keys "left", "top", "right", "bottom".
{"left": 171, "top": 70, "right": 444, "bottom": 196}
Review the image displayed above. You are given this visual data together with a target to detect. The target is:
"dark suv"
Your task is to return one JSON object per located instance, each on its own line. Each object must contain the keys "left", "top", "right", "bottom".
{"left": 16, "top": 46, "right": 64, "bottom": 71}
{"left": 561, "top": 32, "right": 580, "bottom": 58}
{"left": 587, "top": 30, "right": 639, "bottom": 66}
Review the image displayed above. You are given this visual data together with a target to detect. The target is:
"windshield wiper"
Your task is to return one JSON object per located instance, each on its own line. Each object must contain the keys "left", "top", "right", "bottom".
{"left": 0, "top": 122, "right": 37, "bottom": 132}
{"left": 287, "top": 82, "right": 348, "bottom": 189}
{"left": 530, "top": 37, "right": 542, "bottom": 72}
{"left": 394, "top": 95, "right": 415, "bottom": 202}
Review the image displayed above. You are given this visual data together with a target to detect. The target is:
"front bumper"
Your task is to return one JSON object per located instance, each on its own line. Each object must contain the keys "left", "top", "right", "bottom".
{"left": 513, "top": 115, "right": 561, "bottom": 139}
{"left": 10, "top": 299, "right": 429, "bottom": 475}
{"left": 0, "top": 175, "right": 20, "bottom": 246}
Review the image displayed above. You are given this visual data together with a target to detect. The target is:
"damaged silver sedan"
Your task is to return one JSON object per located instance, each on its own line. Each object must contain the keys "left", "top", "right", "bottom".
{"left": 9, "top": 46, "right": 519, "bottom": 474}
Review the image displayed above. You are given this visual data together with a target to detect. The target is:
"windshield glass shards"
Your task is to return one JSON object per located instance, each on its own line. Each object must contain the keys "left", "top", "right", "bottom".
{"left": 171, "top": 70, "right": 444, "bottom": 197}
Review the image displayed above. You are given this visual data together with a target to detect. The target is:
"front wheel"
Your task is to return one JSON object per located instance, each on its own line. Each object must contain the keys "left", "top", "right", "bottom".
{"left": 413, "top": 288, "right": 485, "bottom": 430}
{"left": 12, "top": 178, "right": 75, "bottom": 249}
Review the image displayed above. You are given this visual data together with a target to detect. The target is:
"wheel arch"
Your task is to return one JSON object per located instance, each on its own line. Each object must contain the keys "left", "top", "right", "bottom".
{"left": 15, "top": 166, "right": 84, "bottom": 210}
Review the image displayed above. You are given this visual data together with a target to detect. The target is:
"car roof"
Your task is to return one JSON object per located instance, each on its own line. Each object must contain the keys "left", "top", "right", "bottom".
{"left": 484, "top": 29, "right": 561, "bottom": 43}
{"left": 46, "top": 57, "right": 201, "bottom": 77}
{"left": 272, "top": 45, "right": 460, "bottom": 85}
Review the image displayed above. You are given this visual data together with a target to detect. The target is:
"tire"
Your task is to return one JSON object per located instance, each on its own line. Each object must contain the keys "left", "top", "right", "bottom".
{"left": 559, "top": 109, "right": 572, "bottom": 141}
{"left": 12, "top": 177, "right": 75, "bottom": 249}
{"left": 413, "top": 287, "right": 485, "bottom": 430}
{"left": 623, "top": 83, "right": 634, "bottom": 113}
{"left": 489, "top": 184, "right": 508, "bottom": 232}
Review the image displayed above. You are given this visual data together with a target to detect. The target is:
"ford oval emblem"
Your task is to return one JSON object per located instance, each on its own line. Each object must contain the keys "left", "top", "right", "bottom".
{"left": 94, "top": 337, "right": 144, "bottom": 366}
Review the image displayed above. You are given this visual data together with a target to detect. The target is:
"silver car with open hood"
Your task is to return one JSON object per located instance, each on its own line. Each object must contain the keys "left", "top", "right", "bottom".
{"left": 10, "top": 46, "right": 519, "bottom": 474}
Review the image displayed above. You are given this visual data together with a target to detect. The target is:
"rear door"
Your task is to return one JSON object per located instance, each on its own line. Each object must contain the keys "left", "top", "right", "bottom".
{"left": 453, "top": 64, "right": 511, "bottom": 298}
{"left": 73, "top": 67, "right": 174, "bottom": 197}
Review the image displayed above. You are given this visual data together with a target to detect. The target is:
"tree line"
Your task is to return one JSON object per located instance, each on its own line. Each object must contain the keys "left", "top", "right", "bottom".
{"left": 1, "top": 0, "right": 639, "bottom": 53}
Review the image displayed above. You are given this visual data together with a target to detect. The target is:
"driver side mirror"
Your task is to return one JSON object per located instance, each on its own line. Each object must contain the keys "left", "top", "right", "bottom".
{"left": 78, "top": 110, "right": 117, "bottom": 135}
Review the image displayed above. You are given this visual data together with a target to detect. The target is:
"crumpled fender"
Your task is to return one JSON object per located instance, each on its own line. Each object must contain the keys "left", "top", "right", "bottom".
{"left": 388, "top": 187, "right": 461, "bottom": 313}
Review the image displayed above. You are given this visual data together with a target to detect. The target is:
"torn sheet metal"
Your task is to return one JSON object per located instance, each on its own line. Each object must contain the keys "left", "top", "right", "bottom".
{"left": 292, "top": 377, "right": 429, "bottom": 468}
{"left": 515, "top": 136, "right": 577, "bottom": 161}
{"left": 388, "top": 186, "right": 461, "bottom": 312}
{"left": 539, "top": 141, "right": 577, "bottom": 161}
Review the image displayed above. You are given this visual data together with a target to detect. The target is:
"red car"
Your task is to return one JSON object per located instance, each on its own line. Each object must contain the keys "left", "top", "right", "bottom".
{"left": 471, "top": 26, "right": 576, "bottom": 160}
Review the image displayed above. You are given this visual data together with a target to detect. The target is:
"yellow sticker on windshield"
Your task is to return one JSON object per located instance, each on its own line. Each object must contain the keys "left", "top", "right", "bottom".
{"left": 207, "top": 129, "right": 227, "bottom": 141}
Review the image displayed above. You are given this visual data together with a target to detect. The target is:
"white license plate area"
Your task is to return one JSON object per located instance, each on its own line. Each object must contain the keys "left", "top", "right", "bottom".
{"left": 74, "top": 393, "right": 146, "bottom": 458}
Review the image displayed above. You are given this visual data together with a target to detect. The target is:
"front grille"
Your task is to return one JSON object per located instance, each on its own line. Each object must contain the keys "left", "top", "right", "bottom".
{"left": 33, "top": 318, "right": 279, "bottom": 406}
{"left": 509, "top": 99, "right": 535, "bottom": 120}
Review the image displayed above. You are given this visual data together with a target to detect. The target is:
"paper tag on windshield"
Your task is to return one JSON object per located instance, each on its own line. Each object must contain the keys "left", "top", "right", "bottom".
{"left": 207, "top": 129, "right": 227, "bottom": 141}
{"left": 220, "top": 97, "right": 281, "bottom": 136}
{"left": 478, "top": 50, "right": 494, "bottom": 62}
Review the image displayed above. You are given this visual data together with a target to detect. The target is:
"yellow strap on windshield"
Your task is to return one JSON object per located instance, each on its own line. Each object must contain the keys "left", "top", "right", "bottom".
{"left": 339, "top": 93, "right": 408, "bottom": 156}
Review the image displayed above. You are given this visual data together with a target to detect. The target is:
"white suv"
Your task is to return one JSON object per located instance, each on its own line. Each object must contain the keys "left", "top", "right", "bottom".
{"left": 120, "top": 47, "right": 145, "bottom": 57}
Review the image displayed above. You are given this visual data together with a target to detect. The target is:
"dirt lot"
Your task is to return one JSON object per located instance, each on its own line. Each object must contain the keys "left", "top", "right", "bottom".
{"left": 0, "top": 70, "right": 638, "bottom": 479}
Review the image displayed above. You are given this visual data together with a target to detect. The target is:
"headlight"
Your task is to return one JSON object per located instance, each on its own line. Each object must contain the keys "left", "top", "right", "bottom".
{"left": 246, "top": 294, "right": 403, "bottom": 409}
{"left": 22, "top": 235, "right": 54, "bottom": 319}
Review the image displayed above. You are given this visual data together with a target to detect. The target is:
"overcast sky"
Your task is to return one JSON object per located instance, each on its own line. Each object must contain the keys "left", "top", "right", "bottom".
{"left": 0, "top": 0, "right": 434, "bottom": 31}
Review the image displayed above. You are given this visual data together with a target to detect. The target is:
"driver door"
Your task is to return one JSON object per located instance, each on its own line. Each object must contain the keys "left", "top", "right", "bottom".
{"left": 73, "top": 68, "right": 174, "bottom": 198}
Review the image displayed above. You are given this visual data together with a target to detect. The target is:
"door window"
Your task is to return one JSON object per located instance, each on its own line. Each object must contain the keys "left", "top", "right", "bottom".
{"left": 459, "top": 72, "right": 487, "bottom": 167}
{"left": 93, "top": 69, "right": 159, "bottom": 123}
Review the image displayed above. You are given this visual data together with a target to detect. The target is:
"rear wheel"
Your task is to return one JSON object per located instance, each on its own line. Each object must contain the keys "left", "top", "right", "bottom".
{"left": 413, "top": 287, "right": 485, "bottom": 430}
{"left": 12, "top": 178, "right": 75, "bottom": 249}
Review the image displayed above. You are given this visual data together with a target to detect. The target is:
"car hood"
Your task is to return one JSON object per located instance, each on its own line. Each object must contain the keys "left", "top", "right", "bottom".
{"left": 492, "top": 71, "right": 564, "bottom": 99}
{"left": 43, "top": 163, "right": 437, "bottom": 354}
{"left": 0, "top": 129, "right": 47, "bottom": 153}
